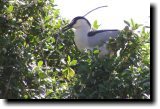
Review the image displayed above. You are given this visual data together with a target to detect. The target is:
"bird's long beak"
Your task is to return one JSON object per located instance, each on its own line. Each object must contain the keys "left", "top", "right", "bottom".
{"left": 62, "top": 21, "right": 75, "bottom": 33}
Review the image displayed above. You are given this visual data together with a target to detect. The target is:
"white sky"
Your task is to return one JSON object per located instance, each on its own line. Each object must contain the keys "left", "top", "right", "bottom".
{"left": 55, "top": 0, "right": 150, "bottom": 30}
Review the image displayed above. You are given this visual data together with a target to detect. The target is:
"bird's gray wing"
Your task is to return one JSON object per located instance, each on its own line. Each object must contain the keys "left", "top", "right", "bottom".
{"left": 88, "top": 30, "right": 120, "bottom": 47}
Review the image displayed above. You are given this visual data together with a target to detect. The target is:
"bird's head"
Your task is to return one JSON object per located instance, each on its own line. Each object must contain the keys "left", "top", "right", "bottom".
{"left": 62, "top": 16, "right": 91, "bottom": 32}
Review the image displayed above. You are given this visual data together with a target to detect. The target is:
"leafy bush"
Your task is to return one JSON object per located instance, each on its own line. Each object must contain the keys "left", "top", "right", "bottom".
{"left": 0, "top": 0, "right": 150, "bottom": 99}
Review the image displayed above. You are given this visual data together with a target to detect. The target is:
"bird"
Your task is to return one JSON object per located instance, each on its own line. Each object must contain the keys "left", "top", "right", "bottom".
{"left": 62, "top": 16, "right": 120, "bottom": 57}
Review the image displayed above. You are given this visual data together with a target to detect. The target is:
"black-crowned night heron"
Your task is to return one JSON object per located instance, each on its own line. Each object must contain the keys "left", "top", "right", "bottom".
{"left": 62, "top": 16, "right": 120, "bottom": 57}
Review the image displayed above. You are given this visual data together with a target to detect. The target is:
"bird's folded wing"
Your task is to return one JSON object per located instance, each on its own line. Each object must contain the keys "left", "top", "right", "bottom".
{"left": 87, "top": 30, "right": 120, "bottom": 47}
{"left": 88, "top": 30, "right": 119, "bottom": 36}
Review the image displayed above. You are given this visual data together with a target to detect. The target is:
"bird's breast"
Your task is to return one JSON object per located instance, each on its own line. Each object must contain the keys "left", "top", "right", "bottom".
{"left": 74, "top": 31, "right": 89, "bottom": 50}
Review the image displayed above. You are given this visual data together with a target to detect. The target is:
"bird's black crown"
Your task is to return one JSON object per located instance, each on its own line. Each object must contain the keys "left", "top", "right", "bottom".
{"left": 71, "top": 16, "right": 91, "bottom": 27}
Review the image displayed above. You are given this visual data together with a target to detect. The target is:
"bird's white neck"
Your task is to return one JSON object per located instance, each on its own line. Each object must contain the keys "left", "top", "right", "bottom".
{"left": 73, "top": 25, "right": 91, "bottom": 50}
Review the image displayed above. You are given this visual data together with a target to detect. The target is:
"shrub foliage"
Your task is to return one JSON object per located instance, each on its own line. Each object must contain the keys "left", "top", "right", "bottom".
{"left": 0, "top": 0, "right": 150, "bottom": 99}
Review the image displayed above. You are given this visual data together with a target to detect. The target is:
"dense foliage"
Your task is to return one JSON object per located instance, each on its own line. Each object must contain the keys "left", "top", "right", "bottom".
{"left": 0, "top": 0, "right": 150, "bottom": 99}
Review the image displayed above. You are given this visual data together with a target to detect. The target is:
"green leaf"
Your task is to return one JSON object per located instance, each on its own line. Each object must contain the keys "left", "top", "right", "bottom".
{"left": 58, "top": 45, "right": 63, "bottom": 49}
{"left": 50, "top": 37, "right": 55, "bottom": 43}
{"left": 62, "top": 67, "right": 75, "bottom": 80}
{"left": 56, "top": 19, "right": 62, "bottom": 28}
{"left": 38, "top": 60, "right": 43, "bottom": 67}
{"left": 130, "top": 19, "right": 139, "bottom": 30}
{"left": 54, "top": 9, "right": 60, "bottom": 18}
{"left": 68, "top": 67, "right": 75, "bottom": 78}
{"left": 131, "top": 19, "right": 135, "bottom": 28}
{"left": 38, "top": 0, "right": 43, "bottom": 3}
{"left": 93, "top": 20, "right": 100, "bottom": 29}
{"left": 38, "top": 71, "right": 45, "bottom": 79}
{"left": 70, "top": 60, "right": 77, "bottom": 66}
{"left": 45, "top": 16, "right": 52, "bottom": 24}
{"left": 7, "top": 5, "right": 14, "bottom": 13}
{"left": 46, "top": 89, "right": 53, "bottom": 96}
{"left": 67, "top": 55, "right": 71, "bottom": 64}
{"left": 24, "top": 95, "right": 28, "bottom": 99}
{"left": 124, "top": 20, "right": 130, "bottom": 27}
{"left": 93, "top": 49, "right": 100, "bottom": 54}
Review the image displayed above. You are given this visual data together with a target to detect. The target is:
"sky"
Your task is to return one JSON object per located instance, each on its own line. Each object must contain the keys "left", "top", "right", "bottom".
{"left": 55, "top": 0, "right": 150, "bottom": 30}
